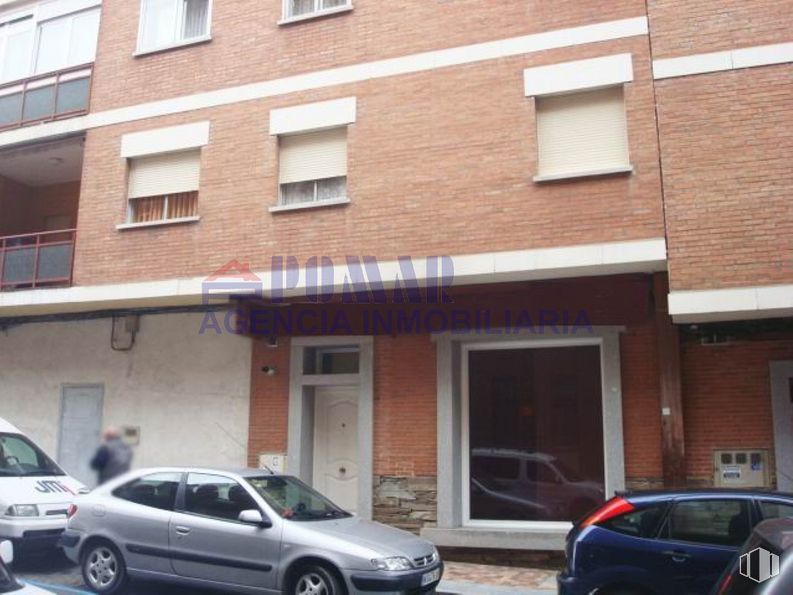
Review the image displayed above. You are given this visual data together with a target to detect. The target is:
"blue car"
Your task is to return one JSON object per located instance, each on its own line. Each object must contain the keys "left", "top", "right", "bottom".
{"left": 558, "top": 489, "right": 793, "bottom": 595}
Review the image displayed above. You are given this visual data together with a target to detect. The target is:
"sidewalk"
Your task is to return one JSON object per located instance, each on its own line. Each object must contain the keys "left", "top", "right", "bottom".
{"left": 438, "top": 562, "right": 558, "bottom": 595}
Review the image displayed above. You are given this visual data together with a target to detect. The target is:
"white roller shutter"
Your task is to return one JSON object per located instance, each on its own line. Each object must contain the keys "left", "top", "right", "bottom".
{"left": 279, "top": 127, "right": 347, "bottom": 184}
{"left": 536, "top": 86, "right": 630, "bottom": 178}
{"left": 128, "top": 150, "right": 201, "bottom": 199}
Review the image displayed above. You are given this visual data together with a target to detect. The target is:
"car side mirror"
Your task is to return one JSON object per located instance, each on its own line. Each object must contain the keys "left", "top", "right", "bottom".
{"left": 238, "top": 509, "right": 272, "bottom": 529}
{"left": 0, "top": 541, "right": 13, "bottom": 565}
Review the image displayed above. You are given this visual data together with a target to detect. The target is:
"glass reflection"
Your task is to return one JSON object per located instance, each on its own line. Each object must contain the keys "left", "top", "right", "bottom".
{"left": 468, "top": 346, "right": 605, "bottom": 522}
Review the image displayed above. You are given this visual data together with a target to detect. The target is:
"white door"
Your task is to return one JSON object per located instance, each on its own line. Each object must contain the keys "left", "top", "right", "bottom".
{"left": 58, "top": 385, "right": 103, "bottom": 487}
{"left": 313, "top": 386, "right": 359, "bottom": 513}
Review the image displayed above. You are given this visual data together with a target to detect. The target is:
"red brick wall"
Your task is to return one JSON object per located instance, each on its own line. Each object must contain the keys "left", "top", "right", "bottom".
{"left": 247, "top": 337, "right": 291, "bottom": 466}
{"left": 621, "top": 318, "right": 664, "bottom": 482}
{"left": 91, "top": 0, "right": 646, "bottom": 112}
{"left": 374, "top": 335, "right": 437, "bottom": 476}
{"left": 681, "top": 337, "right": 793, "bottom": 484}
{"left": 647, "top": 0, "right": 793, "bottom": 58}
{"left": 657, "top": 65, "right": 793, "bottom": 290}
{"left": 74, "top": 35, "right": 662, "bottom": 286}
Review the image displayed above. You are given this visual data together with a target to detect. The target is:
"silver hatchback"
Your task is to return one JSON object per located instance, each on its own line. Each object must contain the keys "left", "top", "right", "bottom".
{"left": 61, "top": 468, "right": 443, "bottom": 595}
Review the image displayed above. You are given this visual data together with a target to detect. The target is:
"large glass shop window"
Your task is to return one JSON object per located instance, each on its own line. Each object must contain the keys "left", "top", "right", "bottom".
{"left": 468, "top": 345, "right": 606, "bottom": 522}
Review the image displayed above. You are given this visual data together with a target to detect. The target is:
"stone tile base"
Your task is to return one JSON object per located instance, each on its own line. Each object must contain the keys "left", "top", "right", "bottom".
{"left": 373, "top": 475, "right": 437, "bottom": 534}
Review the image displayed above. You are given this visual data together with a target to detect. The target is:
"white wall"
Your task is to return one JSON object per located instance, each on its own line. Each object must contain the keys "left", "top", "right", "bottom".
{"left": 0, "top": 312, "right": 252, "bottom": 470}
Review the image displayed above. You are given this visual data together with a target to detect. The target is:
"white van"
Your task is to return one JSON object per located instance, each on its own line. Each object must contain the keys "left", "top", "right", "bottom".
{"left": 0, "top": 417, "right": 86, "bottom": 552}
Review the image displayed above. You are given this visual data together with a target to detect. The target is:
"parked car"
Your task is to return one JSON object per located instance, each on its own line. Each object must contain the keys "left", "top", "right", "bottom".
{"left": 712, "top": 517, "right": 793, "bottom": 594}
{"left": 0, "top": 540, "right": 55, "bottom": 593}
{"left": 557, "top": 489, "right": 793, "bottom": 595}
{"left": 470, "top": 449, "right": 604, "bottom": 521}
{"left": 61, "top": 467, "right": 443, "bottom": 594}
{"left": 0, "top": 417, "right": 87, "bottom": 553}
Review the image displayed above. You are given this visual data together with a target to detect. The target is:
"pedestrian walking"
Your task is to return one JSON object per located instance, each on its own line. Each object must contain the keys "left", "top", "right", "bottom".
{"left": 90, "top": 427, "right": 133, "bottom": 484}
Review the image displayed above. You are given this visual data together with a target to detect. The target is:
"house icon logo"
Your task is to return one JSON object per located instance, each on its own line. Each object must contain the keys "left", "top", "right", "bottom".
{"left": 740, "top": 547, "right": 780, "bottom": 584}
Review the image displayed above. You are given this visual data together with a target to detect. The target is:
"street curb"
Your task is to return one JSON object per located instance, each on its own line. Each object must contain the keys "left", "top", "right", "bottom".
{"left": 438, "top": 579, "right": 555, "bottom": 595}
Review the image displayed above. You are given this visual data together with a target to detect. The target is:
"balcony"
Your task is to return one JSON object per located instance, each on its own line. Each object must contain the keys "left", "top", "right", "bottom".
{"left": 0, "top": 65, "right": 92, "bottom": 132}
{"left": 0, "top": 135, "right": 83, "bottom": 291}
{"left": 0, "top": 229, "right": 75, "bottom": 290}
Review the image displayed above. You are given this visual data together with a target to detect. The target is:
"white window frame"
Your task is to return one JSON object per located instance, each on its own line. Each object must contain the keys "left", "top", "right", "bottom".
{"left": 277, "top": 176, "right": 348, "bottom": 207}
{"left": 0, "top": 0, "right": 105, "bottom": 86}
{"left": 0, "top": 12, "right": 35, "bottom": 84}
{"left": 33, "top": 6, "right": 101, "bottom": 76}
{"left": 279, "top": 0, "right": 353, "bottom": 25}
{"left": 460, "top": 337, "right": 609, "bottom": 531}
{"left": 135, "top": 0, "right": 213, "bottom": 56}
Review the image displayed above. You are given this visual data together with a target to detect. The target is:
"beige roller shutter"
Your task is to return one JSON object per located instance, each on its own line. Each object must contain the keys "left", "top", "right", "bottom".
{"left": 536, "top": 86, "right": 630, "bottom": 178}
{"left": 279, "top": 127, "right": 347, "bottom": 184}
{"left": 128, "top": 150, "right": 201, "bottom": 199}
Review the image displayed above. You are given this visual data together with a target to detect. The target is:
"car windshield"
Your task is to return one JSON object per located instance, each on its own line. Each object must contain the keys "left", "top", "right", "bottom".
{"left": 0, "top": 433, "right": 64, "bottom": 478}
{"left": 246, "top": 476, "right": 352, "bottom": 522}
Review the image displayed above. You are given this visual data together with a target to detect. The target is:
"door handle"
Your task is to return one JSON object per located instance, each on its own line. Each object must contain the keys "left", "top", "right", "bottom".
{"left": 174, "top": 526, "right": 191, "bottom": 536}
{"left": 339, "top": 467, "right": 346, "bottom": 475}
{"left": 662, "top": 550, "right": 691, "bottom": 562}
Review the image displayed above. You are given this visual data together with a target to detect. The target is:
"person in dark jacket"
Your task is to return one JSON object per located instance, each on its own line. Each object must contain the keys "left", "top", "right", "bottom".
{"left": 90, "top": 427, "right": 133, "bottom": 484}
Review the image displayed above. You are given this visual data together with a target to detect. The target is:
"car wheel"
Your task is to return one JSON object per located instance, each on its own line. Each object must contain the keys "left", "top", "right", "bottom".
{"left": 292, "top": 564, "right": 344, "bottom": 595}
{"left": 81, "top": 540, "right": 128, "bottom": 594}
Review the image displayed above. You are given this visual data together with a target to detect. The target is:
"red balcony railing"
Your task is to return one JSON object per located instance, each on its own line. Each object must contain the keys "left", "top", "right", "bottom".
{"left": 0, "top": 64, "right": 92, "bottom": 131}
{"left": 0, "top": 229, "right": 76, "bottom": 291}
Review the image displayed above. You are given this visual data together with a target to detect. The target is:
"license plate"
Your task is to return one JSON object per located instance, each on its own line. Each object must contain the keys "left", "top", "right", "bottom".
{"left": 421, "top": 567, "right": 441, "bottom": 586}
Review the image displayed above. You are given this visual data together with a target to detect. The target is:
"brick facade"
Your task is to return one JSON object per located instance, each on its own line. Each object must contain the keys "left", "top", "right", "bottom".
{"left": 682, "top": 336, "right": 793, "bottom": 484}
{"left": 647, "top": 0, "right": 793, "bottom": 58}
{"left": 1, "top": 0, "right": 792, "bottom": 556}
{"left": 657, "top": 65, "right": 793, "bottom": 290}
{"left": 90, "top": 0, "right": 646, "bottom": 112}
{"left": 73, "top": 35, "right": 663, "bottom": 286}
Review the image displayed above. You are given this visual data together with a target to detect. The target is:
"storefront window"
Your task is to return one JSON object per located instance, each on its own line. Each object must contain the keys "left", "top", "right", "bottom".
{"left": 467, "top": 345, "right": 605, "bottom": 523}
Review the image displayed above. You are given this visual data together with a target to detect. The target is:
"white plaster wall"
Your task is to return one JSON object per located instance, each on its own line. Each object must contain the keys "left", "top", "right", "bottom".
{"left": 0, "top": 312, "right": 252, "bottom": 470}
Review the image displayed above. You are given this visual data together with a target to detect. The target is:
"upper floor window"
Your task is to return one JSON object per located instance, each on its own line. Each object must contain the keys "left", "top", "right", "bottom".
{"left": 138, "top": 0, "right": 210, "bottom": 53}
{"left": 283, "top": 0, "right": 350, "bottom": 20}
{"left": 278, "top": 127, "right": 348, "bottom": 207}
{"left": 0, "top": 4, "right": 100, "bottom": 86}
{"left": 35, "top": 9, "right": 100, "bottom": 75}
{"left": 523, "top": 54, "right": 635, "bottom": 182}
{"left": 535, "top": 86, "right": 630, "bottom": 181}
{"left": 126, "top": 150, "right": 201, "bottom": 225}
{"left": 0, "top": 16, "right": 33, "bottom": 83}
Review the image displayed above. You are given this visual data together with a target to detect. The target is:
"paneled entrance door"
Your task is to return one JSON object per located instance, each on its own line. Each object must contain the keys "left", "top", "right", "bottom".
{"left": 313, "top": 386, "right": 359, "bottom": 513}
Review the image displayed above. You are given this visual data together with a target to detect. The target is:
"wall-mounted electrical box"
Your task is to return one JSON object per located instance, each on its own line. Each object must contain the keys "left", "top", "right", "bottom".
{"left": 714, "top": 450, "right": 770, "bottom": 488}
{"left": 259, "top": 453, "right": 287, "bottom": 474}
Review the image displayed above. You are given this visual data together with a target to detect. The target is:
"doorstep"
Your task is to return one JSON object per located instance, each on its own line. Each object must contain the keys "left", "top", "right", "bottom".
{"left": 437, "top": 562, "right": 557, "bottom": 595}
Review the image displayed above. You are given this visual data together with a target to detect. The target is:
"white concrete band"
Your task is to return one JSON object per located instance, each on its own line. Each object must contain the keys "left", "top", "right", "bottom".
{"left": 669, "top": 284, "right": 793, "bottom": 323}
{"left": 0, "top": 238, "right": 668, "bottom": 317}
{"left": 653, "top": 42, "right": 793, "bottom": 80}
{"left": 120, "top": 121, "right": 211, "bottom": 158}
{"left": 524, "top": 53, "right": 634, "bottom": 96}
{"left": 269, "top": 97, "right": 357, "bottom": 136}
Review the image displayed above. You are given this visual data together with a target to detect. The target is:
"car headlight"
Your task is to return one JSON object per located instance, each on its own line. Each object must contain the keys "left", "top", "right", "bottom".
{"left": 371, "top": 556, "right": 413, "bottom": 571}
{"left": 5, "top": 504, "right": 39, "bottom": 517}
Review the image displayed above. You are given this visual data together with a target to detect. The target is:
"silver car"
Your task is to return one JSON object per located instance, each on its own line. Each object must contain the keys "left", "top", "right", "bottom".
{"left": 61, "top": 468, "right": 443, "bottom": 595}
